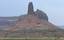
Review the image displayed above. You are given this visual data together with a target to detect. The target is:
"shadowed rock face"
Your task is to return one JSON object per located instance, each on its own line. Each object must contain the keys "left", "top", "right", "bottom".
{"left": 35, "top": 9, "right": 48, "bottom": 21}
{"left": 27, "top": 2, "right": 48, "bottom": 21}
{"left": 28, "top": 2, "right": 34, "bottom": 15}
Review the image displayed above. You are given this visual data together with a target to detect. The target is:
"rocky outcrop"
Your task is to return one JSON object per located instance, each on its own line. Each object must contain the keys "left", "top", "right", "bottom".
{"left": 6, "top": 2, "right": 61, "bottom": 33}
{"left": 28, "top": 2, "right": 34, "bottom": 15}
{"left": 27, "top": 2, "right": 48, "bottom": 21}
{"left": 35, "top": 9, "right": 48, "bottom": 21}
{"left": 5, "top": 2, "right": 60, "bottom": 34}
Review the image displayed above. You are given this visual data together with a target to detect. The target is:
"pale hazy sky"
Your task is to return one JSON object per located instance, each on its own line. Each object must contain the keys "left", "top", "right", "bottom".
{"left": 0, "top": 0, "right": 64, "bottom": 27}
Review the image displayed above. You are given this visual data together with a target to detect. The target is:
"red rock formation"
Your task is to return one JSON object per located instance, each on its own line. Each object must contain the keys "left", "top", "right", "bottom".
{"left": 7, "top": 2, "right": 59, "bottom": 32}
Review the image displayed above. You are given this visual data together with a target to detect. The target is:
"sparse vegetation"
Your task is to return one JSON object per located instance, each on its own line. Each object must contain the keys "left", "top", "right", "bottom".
{"left": 0, "top": 37, "right": 64, "bottom": 40}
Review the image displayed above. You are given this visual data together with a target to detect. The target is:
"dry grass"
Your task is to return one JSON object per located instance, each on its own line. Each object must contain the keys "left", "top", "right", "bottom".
{"left": 0, "top": 37, "right": 64, "bottom": 40}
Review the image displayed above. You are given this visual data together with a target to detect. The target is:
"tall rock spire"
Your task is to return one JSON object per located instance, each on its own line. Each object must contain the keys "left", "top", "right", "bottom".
{"left": 28, "top": 2, "right": 34, "bottom": 15}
